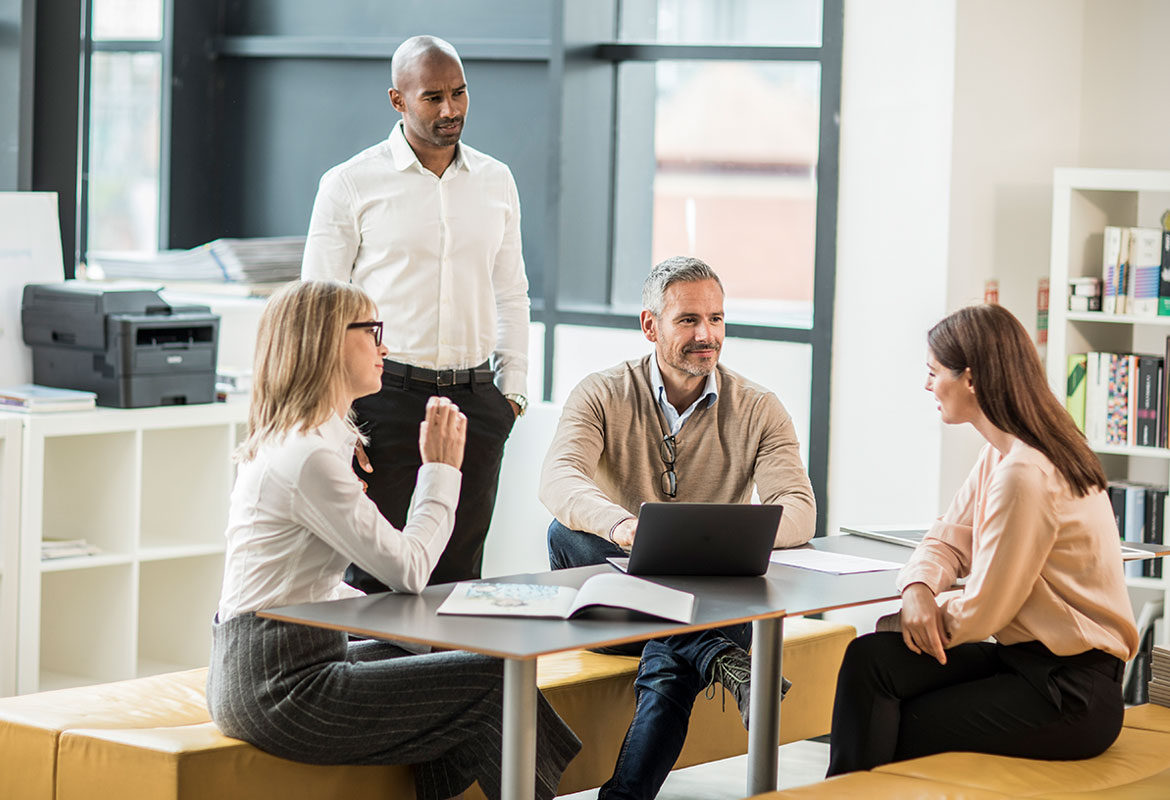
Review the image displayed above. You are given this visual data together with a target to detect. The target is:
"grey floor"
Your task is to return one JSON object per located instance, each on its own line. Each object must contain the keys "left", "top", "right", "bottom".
{"left": 557, "top": 739, "right": 830, "bottom": 799}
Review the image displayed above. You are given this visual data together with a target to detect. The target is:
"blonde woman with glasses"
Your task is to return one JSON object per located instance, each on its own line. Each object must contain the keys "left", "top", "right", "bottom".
{"left": 207, "top": 280, "right": 579, "bottom": 800}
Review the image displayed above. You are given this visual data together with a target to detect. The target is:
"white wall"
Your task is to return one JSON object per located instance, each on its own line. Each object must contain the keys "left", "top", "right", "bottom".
{"left": 1078, "top": 0, "right": 1170, "bottom": 169}
{"left": 827, "top": 0, "right": 956, "bottom": 546}
{"left": 937, "top": 0, "right": 1086, "bottom": 506}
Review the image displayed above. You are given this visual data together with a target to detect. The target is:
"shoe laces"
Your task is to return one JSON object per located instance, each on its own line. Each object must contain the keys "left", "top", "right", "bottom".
{"left": 704, "top": 649, "right": 751, "bottom": 711}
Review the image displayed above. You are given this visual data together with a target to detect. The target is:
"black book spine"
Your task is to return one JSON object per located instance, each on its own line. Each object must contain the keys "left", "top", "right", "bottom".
{"left": 1109, "top": 483, "right": 1127, "bottom": 540}
{"left": 1136, "top": 356, "right": 1161, "bottom": 447}
{"left": 1147, "top": 488, "right": 1167, "bottom": 579}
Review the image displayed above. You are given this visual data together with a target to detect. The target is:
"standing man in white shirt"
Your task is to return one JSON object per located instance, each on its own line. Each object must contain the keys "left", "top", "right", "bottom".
{"left": 302, "top": 35, "right": 529, "bottom": 588}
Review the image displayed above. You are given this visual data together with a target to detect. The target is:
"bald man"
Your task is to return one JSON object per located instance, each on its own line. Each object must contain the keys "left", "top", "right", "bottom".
{"left": 303, "top": 35, "right": 529, "bottom": 588}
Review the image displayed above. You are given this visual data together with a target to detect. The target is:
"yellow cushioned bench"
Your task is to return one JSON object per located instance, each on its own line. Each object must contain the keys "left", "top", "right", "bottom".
{"left": 0, "top": 617, "right": 854, "bottom": 800}
{"left": 750, "top": 703, "right": 1170, "bottom": 800}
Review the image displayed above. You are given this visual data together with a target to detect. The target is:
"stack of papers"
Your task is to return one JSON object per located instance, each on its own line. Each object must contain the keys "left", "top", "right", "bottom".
{"left": 42, "top": 538, "right": 103, "bottom": 560}
{"left": 88, "top": 236, "right": 305, "bottom": 285}
{"left": 769, "top": 549, "right": 904, "bottom": 574}
{"left": 1150, "top": 646, "right": 1170, "bottom": 707}
{"left": 0, "top": 384, "right": 97, "bottom": 413}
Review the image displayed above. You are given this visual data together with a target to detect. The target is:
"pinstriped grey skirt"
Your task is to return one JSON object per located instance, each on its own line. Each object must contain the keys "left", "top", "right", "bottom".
{"left": 207, "top": 613, "right": 581, "bottom": 800}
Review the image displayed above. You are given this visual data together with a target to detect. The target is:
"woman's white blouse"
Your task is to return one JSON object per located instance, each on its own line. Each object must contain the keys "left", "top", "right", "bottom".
{"left": 217, "top": 415, "right": 461, "bottom": 621}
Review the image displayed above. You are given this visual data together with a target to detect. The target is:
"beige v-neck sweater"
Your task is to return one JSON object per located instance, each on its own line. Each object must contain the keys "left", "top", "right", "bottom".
{"left": 539, "top": 356, "right": 816, "bottom": 547}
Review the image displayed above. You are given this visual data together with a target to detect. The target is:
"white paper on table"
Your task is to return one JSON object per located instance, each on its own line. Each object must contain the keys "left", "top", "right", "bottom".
{"left": 769, "top": 549, "right": 904, "bottom": 574}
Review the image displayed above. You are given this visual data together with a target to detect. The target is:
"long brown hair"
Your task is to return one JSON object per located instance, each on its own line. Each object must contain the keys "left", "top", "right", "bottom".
{"left": 928, "top": 304, "right": 1106, "bottom": 496}
{"left": 237, "top": 280, "right": 374, "bottom": 462}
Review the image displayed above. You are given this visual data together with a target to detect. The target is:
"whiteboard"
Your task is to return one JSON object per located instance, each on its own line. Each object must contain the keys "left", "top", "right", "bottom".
{"left": 0, "top": 193, "right": 65, "bottom": 385}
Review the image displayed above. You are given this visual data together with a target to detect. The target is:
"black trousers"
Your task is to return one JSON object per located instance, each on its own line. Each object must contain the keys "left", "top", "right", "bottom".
{"left": 827, "top": 632, "right": 1125, "bottom": 776}
{"left": 345, "top": 368, "right": 516, "bottom": 590}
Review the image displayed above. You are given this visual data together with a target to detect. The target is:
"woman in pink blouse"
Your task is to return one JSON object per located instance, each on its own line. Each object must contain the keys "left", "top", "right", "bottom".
{"left": 827, "top": 304, "right": 1139, "bottom": 776}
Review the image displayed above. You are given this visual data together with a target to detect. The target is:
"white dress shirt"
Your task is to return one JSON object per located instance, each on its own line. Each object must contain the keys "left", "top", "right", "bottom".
{"left": 217, "top": 415, "right": 462, "bottom": 622}
{"left": 302, "top": 121, "right": 530, "bottom": 397}
{"left": 648, "top": 355, "right": 719, "bottom": 436}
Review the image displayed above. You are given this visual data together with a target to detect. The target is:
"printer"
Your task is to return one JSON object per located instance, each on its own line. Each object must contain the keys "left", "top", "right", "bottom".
{"left": 21, "top": 283, "right": 220, "bottom": 408}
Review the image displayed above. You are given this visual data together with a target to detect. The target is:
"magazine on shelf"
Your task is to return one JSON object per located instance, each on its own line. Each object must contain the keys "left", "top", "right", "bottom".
{"left": 41, "top": 538, "right": 103, "bottom": 559}
{"left": 437, "top": 573, "right": 696, "bottom": 624}
{"left": 0, "top": 384, "right": 97, "bottom": 412}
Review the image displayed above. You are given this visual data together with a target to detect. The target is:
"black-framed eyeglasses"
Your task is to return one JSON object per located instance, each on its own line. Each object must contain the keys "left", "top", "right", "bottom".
{"left": 659, "top": 433, "right": 677, "bottom": 498}
{"left": 347, "top": 320, "right": 384, "bottom": 347}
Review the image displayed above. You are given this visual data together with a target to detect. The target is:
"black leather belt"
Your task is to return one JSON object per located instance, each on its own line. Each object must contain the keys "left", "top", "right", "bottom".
{"left": 384, "top": 359, "right": 494, "bottom": 387}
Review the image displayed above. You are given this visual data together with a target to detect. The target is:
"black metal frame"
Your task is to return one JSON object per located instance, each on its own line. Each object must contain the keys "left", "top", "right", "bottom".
{"left": 538, "top": 1, "right": 843, "bottom": 536}
{"left": 49, "top": 0, "right": 842, "bottom": 537}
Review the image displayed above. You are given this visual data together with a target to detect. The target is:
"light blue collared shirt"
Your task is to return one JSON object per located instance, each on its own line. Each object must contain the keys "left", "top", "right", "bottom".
{"left": 649, "top": 355, "right": 719, "bottom": 436}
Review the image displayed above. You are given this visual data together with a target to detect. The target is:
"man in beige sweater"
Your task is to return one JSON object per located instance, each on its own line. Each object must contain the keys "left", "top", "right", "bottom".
{"left": 539, "top": 256, "right": 816, "bottom": 800}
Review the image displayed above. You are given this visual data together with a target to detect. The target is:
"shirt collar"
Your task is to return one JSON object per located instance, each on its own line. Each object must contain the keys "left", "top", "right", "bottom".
{"left": 318, "top": 413, "right": 358, "bottom": 458}
{"left": 648, "top": 354, "right": 719, "bottom": 410}
{"left": 387, "top": 120, "right": 470, "bottom": 174}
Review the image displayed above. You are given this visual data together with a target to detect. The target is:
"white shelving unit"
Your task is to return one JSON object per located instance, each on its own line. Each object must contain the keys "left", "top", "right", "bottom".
{"left": 1046, "top": 167, "right": 1170, "bottom": 635}
{"left": 0, "top": 416, "right": 24, "bottom": 696}
{"left": 8, "top": 402, "right": 248, "bottom": 695}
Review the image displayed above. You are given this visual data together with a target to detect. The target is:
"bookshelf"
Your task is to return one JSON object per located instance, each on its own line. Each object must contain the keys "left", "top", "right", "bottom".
{"left": 6, "top": 402, "right": 248, "bottom": 695}
{"left": 1046, "top": 167, "right": 1170, "bottom": 637}
{"left": 0, "top": 416, "right": 23, "bottom": 696}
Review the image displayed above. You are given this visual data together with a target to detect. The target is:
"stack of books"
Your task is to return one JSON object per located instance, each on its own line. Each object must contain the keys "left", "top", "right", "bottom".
{"left": 1149, "top": 645, "right": 1170, "bottom": 707}
{"left": 1101, "top": 226, "right": 1168, "bottom": 317}
{"left": 1066, "top": 349, "right": 1170, "bottom": 449}
{"left": 0, "top": 385, "right": 97, "bottom": 413}
{"left": 41, "top": 538, "right": 103, "bottom": 560}
{"left": 87, "top": 236, "right": 305, "bottom": 285}
{"left": 1107, "top": 482, "right": 1167, "bottom": 578}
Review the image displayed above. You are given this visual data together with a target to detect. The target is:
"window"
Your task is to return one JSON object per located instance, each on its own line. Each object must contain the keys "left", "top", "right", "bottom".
{"left": 83, "top": 0, "right": 166, "bottom": 257}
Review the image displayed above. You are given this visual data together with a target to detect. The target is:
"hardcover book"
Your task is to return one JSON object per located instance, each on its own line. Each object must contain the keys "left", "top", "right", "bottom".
{"left": 1066, "top": 354, "right": 1087, "bottom": 432}
{"left": 1129, "top": 228, "right": 1164, "bottom": 317}
{"left": 1135, "top": 355, "right": 1163, "bottom": 447}
{"left": 1103, "top": 226, "right": 1128, "bottom": 314}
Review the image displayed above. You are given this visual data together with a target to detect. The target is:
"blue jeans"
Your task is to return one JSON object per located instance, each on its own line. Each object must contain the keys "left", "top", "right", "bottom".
{"left": 547, "top": 519, "right": 751, "bottom": 800}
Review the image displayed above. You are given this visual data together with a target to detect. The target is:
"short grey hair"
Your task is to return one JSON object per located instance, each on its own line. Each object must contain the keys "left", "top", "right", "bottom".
{"left": 641, "top": 256, "right": 724, "bottom": 317}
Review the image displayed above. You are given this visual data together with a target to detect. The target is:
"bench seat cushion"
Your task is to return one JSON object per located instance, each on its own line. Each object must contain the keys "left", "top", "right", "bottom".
{"left": 57, "top": 722, "right": 415, "bottom": 800}
{"left": 751, "top": 771, "right": 1013, "bottom": 799}
{"left": 0, "top": 669, "right": 209, "bottom": 800}
{"left": 874, "top": 726, "right": 1170, "bottom": 798}
{"left": 5, "top": 618, "right": 856, "bottom": 800}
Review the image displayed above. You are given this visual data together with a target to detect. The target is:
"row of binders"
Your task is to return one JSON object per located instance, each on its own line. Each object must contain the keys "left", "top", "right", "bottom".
{"left": 1108, "top": 481, "right": 1166, "bottom": 579}
{"left": 1066, "top": 346, "right": 1170, "bottom": 449}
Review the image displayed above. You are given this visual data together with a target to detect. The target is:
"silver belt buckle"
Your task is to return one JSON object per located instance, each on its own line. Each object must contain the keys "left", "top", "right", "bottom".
{"left": 435, "top": 369, "right": 456, "bottom": 387}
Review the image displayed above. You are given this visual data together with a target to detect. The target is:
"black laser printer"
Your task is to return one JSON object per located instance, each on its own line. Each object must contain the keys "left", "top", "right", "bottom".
{"left": 21, "top": 283, "right": 220, "bottom": 408}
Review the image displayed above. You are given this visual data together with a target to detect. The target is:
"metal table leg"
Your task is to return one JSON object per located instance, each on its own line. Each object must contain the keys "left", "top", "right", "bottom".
{"left": 747, "top": 616, "right": 784, "bottom": 795}
{"left": 502, "top": 657, "right": 538, "bottom": 800}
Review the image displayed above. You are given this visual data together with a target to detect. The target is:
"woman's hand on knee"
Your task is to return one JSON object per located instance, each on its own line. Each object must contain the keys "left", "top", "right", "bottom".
{"left": 419, "top": 396, "right": 468, "bottom": 469}
{"left": 900, "top": 583, "right": 950, "bottom": 665}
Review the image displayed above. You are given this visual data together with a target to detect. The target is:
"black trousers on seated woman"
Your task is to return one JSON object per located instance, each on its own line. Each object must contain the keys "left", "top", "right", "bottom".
{"left": 827, "top": 632, "right": 1125, "bottom": 776}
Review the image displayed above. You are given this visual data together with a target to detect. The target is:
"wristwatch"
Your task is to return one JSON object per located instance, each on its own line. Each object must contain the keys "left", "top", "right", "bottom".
{"left": 504, "top": 393, "right": 528, "bottom": 417}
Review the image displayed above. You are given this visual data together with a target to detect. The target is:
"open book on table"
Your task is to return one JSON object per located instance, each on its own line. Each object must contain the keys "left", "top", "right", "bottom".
{"left": 437, "top": 573, "right": 695, "bottom": 624}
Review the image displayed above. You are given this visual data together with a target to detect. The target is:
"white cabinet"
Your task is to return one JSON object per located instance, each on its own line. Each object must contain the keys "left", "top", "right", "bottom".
{"left": 0, "top": 416, "right": 24, "bottom": 696}
{"left": 7, "top": 402, "right": 248, "bottom": 695}
{"left": 1046, "top": 167, "right": 1170, "bottom": 627}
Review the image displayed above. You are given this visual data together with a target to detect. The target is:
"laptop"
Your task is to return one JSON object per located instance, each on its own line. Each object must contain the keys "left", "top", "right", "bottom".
{"left": 839, "top": 524, "right": 930, "bottom": 548}
{"left": 607, "top": 502, "right": 783, "bottom": 576}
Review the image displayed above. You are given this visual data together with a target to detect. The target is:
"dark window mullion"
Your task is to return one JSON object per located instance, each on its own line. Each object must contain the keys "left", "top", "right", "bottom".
{"left": 596, "top": 42, "right": 822, "bottom": 62}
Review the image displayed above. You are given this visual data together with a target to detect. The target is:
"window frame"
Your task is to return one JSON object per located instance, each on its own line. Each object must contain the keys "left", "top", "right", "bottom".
{"left": 538, "top": 1, "right": 842, "bottom": 535}
{"left": 77, "top": 0, "right": 173, "bottom": 261}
